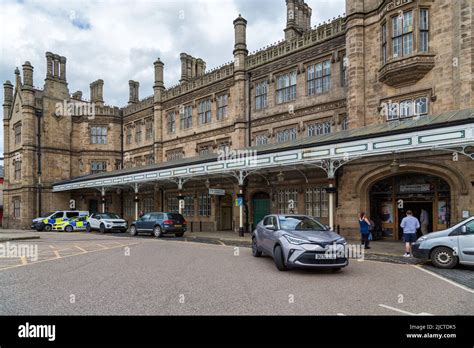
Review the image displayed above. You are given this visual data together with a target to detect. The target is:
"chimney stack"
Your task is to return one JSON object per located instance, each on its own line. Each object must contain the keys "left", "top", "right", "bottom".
{"left": 90, "top": 79, "right": 104, "bottom": 105}
{"left": 72, "top": 91, "right": 83, "bottom": 100}
{"left": 180, "top": 53, "right": 206, "bottom": 83}
{"left": 128, "top": 80, "right": 139, "bottom": 104}
{"left": 285, "top": 0, "right": 311, "bottom": 39}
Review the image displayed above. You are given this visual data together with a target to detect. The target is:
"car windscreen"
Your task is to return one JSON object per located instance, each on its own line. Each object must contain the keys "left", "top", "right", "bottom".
{"left": 100, "top": 213, "right": 120, "bottom": 219}
{"left": 278, "top": 216, "right": 327, "bottom": 231}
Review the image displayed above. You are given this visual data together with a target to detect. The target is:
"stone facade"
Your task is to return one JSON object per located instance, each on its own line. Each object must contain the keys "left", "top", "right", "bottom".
{"left": 3, "top": 0, "right": 473, "bottom": 236}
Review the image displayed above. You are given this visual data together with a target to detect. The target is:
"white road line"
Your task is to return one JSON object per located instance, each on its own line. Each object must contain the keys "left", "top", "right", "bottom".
{"left": 379, "top": 304, "right": 433, "bottom": 316}
{"left": 336, "top": 313, "right": 345, "bottom": 316}
{"left": 217, "top": 240, "right": 226, "bottom": 246}
{"left": 413, "top": 265, "right": 474, "bottom": 294}
{"left": 53, "top": 250, "right": 61, "bottom": 258}
{"left": 75, "top": 246, "right": 87, "bottom": 253}
{"left": 20, "top": 256, "right": 27, "bottom": 265}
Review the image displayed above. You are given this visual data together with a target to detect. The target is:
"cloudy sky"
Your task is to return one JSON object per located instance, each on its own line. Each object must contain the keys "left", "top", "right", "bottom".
{"left": 0, "top": 0, "right": 345, "bottom": 156}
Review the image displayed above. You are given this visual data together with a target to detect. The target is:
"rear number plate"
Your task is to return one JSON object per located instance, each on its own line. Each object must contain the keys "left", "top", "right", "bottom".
{"left": 175, "top": 224, "right": 182, "bottom": 228}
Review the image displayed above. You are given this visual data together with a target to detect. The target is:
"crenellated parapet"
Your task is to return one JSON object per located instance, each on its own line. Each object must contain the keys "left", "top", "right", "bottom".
{"left": 246, "top": 16, "right": 346, "bottom": 70}
{"left": 122, "top": 95, "right": 154, "bottom": 116}
{"left": 161, "top": 63, "right": 235, "bottom": 102}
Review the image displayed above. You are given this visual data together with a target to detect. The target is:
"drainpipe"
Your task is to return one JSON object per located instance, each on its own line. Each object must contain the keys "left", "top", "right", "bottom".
{"left": 246, "top": 72, "right": 252, "bottom": 147}
{"left": 35, "top": 109, "right": 43, "bottom": 216}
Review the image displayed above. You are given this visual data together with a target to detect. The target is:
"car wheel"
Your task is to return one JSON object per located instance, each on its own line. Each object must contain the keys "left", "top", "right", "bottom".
{"left": 65, "top": 225, "right": 73, "bottom": 233}
{"left": 44, "top": 224, "right": 52, "bottom": 232}
{"left": 175, "top": 232, "right": 184, "bottom": 237}
{"left": 86, "top": 224, "right": 91, "bottom": 232}
{"left": 129, "top": 225, "right": 137, "bottom": 236}
{"left": 273, "top": 245, "right": 287, "bottom": 271}
{"left": 431, "top": 247, "right": 458, "bottom": 269}
{"left": 36, "top": 223, "right": 44, "bottom": 232}
{"left": 153, "top": 225, "right": 162, "bottom": 238}
{"left": 99, "top": 224, "right": 106, "bottom": 233}
{"left": 252, "top": 237, "right": 262, "bottom": 257}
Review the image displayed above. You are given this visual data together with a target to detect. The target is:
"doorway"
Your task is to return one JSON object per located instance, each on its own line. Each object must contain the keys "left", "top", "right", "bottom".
{"left": 252, "top": 192, "right": 270, "bottom": 229}
{"left": 89, "top": 199, "right": 98, "bottom": 214}
{"left": 397, "top": 201, "right": 433, "bottom": 240}
{"left": 369, "top": 173, "right": 450, "bottom": 240}
{"left": 219, "top": 194, "right": 233, "bottom": 230}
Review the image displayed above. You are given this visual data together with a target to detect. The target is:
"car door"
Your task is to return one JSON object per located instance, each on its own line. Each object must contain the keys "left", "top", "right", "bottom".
{"left": 261, "top": 215, "right": 278, "bottom": 253}
{"left": 89, "top": 214, "right": 99, "bottom": 229}
{"left": 136, "top": 214, "right": 152, "bottom": 232}
{"left": 458, "top": 219, "right": 474, "bottom": 263}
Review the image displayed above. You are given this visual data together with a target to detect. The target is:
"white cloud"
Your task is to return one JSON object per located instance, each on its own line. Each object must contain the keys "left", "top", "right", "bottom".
{"left": 0, "top": 0, "right": 344, "bottom": 156}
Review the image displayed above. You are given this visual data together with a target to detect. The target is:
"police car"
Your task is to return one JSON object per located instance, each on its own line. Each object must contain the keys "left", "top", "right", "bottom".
{"left": 52, "top": 216, "right": 90, "bottom": 232}
{"left": 31, "top": 211, "right": 89, "bottom": 231}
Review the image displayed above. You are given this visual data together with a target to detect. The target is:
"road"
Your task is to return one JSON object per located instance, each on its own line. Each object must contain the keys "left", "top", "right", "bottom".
{"left": 0, "top": 232, "right": 473, "bottom": 315}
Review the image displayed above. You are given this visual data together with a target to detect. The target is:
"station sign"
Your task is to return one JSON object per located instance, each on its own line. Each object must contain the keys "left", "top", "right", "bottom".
{"left": 209, "top": 188, "right": 225, "bottom": 196}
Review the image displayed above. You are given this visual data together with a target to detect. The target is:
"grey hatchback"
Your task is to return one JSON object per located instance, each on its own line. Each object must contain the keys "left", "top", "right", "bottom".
{"left": 252, "top": 214, "right": 349, "bottom": 271}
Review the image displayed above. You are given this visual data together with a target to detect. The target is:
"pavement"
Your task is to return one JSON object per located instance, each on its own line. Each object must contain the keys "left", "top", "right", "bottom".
{"left": 0, "top": 230, "right": 40, "bottom": 242}
{"left": 0, "top": 231, "right": 473, "bottom": 315}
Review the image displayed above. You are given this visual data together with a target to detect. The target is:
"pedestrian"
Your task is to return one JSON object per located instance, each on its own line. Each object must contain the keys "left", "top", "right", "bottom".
{"left": 420, "top": 208, "right": 429, "bottom": 235}
{"left": 139, "top": 210, "right": 144, "bottom": 218}
{"left": 400, "top": 210, "right": 420, "bottom": 257}
{"left": 358, "top": 212, "right": 371, "bottom": 249}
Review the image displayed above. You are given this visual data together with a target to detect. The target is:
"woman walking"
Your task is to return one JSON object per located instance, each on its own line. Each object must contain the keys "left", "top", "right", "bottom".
{"left": 359, "top": 212, "right": 371, "bottom": 249}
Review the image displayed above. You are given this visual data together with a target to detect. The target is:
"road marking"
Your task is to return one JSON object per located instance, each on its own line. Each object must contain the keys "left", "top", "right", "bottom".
{"left": 379, "top": 304, "right": 433, "bottom": 316}
{"left": 0, "top": 242, "right": 140, "bottom": 271}
{"left": 96, "top": 243, "right": 108, "bottom": 249}
{"left": 74, "top": 246, "right": 87, "bottom": 253}
{"left": 217, "top": 240, "right": 226, "bottom": 246}
{"left": 413, "top": 265, "right": 474, "bottom": 294}
{"left": 53, "top": 250, "right": 61, "bottom": 258}
{"left": 49, "top": 245, "right": 57, "bottom": 249}
{"left": 20, "top": 256, "right": 27, "bottom": 265}
{"left": 336, "top": 313, "right": 345, "bottom": 316}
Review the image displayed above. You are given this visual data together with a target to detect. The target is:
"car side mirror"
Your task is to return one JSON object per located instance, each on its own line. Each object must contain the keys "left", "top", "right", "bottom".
{"left": 461, "top": 226, "right": 467, "bottom": 234}
{"left": 265, "top": 224, "right": 276, "bottom": 231}
{"left": 97, "top": 216, "right": 101, "bottom": 220}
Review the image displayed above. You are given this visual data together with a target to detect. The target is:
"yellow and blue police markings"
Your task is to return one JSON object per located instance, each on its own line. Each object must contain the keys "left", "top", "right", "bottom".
{"left": 52, "top": 216, "right": 90, "bottom": 232}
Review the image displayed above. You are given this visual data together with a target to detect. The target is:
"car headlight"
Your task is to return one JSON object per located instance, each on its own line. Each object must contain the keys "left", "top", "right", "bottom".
{"left": 335, "top": 238, "right": 347, "bottom": 245}
{"left": 416, "top": 236, "right": 428, "bottom": 243}
{"left": 283, "top": 234, "right": 310, "bottom": 245}
{"left": 106, "top": 224, "right": 112, "bottom": 228}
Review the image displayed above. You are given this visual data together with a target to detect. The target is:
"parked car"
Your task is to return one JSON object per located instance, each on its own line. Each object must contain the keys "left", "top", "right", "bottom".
{"left": 412, "top": 216, "right": 474, "bottom": 269}
{"left": 252, "top": 214, "right": 349, "bottom": 271}
{"left": 52, "top": 216, "right": 90, "bottom": 232}
{"left": 31, "top": 210, "right": 89, "bottom": 231}
{"left": 129, "top": 212, "right": 187, "bottom": 237}
{"left": 87, "top": 212, "right": 127, "bottom": 233}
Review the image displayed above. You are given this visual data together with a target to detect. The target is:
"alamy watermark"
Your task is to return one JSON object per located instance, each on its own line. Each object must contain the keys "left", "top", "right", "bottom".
{"left": 217, "top": 146, "right": 258, "bottom": 167}
{"left": 55, "top": 100, "right": 96, "bottom": 120}
{"left": 0, "top": 242, "right": 38, "bottom": 262}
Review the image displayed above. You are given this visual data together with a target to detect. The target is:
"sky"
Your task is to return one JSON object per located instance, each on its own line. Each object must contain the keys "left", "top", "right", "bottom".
{"left": 0, "top": 0, "right": 345, "bottom": 157}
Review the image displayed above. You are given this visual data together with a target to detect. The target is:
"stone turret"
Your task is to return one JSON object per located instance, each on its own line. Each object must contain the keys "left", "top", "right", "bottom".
{"left": 22, "top": 61, "right": 34, "bottom": 88}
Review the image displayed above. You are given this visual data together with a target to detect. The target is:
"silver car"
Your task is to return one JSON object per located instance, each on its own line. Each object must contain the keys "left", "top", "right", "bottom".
{"left": 252, "top": 214, "right": 349, "bottom": 271}
{"left": 412, "top": 216, "right": 474, "bottom": 269}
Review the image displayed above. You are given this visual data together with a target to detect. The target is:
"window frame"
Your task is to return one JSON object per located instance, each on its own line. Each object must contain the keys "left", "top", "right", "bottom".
{"left": 276, "top": 71, "right": 297, "bottom": 104}
{"left": 216, "top": 93, "right": 228, "bottom": 120}
{"left": 307, "top": 60, "right": 331, "bottom": 95}
{"left": 255, "top": 80, "right": 268, "bottom": 110}
{"left": 90, "top": 160, "right": 107, "bottom": 174}
{"left": 90, "top": 126, "right": 108, "bottom": 145}
{"left": 167, "top": 110, "right": 176, "bottom": 134}
{"left": 198, "top": 99, "right": 212, "bottom": 125}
